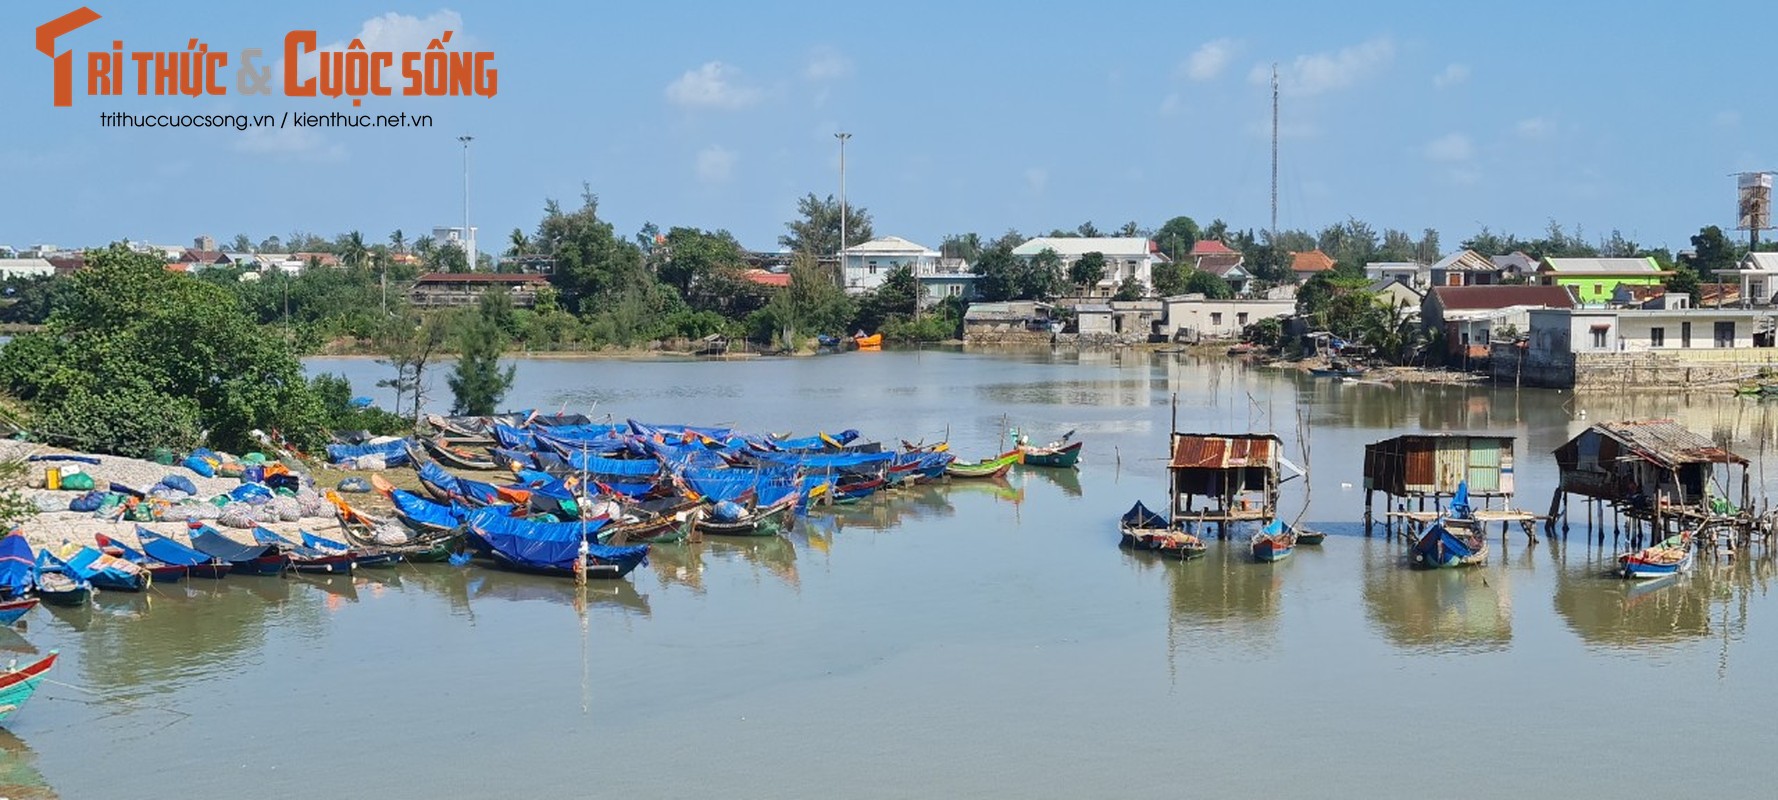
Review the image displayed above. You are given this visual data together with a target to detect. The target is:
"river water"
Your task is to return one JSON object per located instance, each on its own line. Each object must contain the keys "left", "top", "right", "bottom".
{"left": 9, "top": 350, "right": 1778, "bottom": 799}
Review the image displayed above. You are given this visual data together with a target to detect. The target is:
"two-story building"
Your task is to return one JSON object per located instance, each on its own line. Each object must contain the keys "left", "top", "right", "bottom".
{"left": 839, "top": 236, "right": 941, "bottom": 295}
{"left": 1428, "top": 249, "right": 1501, "bottom": 287}
{"left": 1011, "top": 237, "right": 1167, "bottom": 297}
{"left": 1423, "top": 284, "right": 1576, "bottom": 362}
{"left": 1289, "top": 249, "right": 1337, "bottom": 282}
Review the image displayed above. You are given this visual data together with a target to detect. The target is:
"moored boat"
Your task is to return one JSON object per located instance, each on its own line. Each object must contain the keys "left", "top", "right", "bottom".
{"left": 137, "top": 528, "right": 232, "bottom": 579}
{"left": 95, "top": 531, "right": 188, "bottom": 583}
{"left": 945, "top": 451, "right": 1022, "bottom": 479}
{"left": 1292, "top": 525, "right": 1326, "bottom": 546}
{"left": 1618, "top": 532, "right": 1694, "bottom": 579}
{"left": 188, "top": 526, "right": 289, "bottom": 576}
{"left": 0, "top": 651, "right": 59, "bottom": 725}
{"left": 1250, "top": 518, "right": 1297, "bottom": 562}
{"left": 1118, "top": 501, "right": 1206, "bottom": 559}
{"left": 32, "top": 550, "right": 92, "bottom": 607}
{"left": 464, "top": 507, "right": 649, "bottom": 579}
{"left": 696, "top": 494, "right": 799, "bottom": 537}
{"left": 300, "top": 530, "right": 402, "bottom": 569}
{"left": 251, "top": 528, "right": 356, "bottom": 575}
{"left": 64, "top": 546, "right": 151, "bottom": 592}
{"left": 853, "top": 332, "right": 883, "bottom": 350}
{"left": 0, "top": 596, "right": 38, "bottom": 627}
{"left": 1019, "top": 439, "right": 1083, "bottom": 469}
{"left": 421, "top": 436, "right": 497, "bottom": 470}
{"left": 1410, "top": 519, "right": 1488, "bottom": 569}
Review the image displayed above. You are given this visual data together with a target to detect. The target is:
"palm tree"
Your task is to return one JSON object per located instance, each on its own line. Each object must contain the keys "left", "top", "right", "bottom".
{"left": 389, "top": 229, "right": 406, "bottom": 254}
{"left": 341, "top": 230, "right": 369, "bottom": 269}
{"left": 413, "top": 236, "right": 435, "bottom": 259}
{"left": 507, "top": 227, "right": 528, "bottom": 257}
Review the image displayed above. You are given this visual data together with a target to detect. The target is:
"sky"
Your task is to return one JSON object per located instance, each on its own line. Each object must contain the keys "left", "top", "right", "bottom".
{"left": 1, "top": 0, "right": 1772, "bottom": 257}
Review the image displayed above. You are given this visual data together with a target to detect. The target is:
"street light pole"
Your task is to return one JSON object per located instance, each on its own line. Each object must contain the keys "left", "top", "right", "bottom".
{"left": 835, "top": 132, "right": 851, "bottom": 278}
{"left": 459, "top": 135, "right": 474, "bottom": 270}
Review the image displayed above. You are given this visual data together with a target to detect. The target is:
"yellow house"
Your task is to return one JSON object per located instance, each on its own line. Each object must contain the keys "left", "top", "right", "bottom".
{"left": 1537, "top": 257, "right": 1669, "bottom": 306}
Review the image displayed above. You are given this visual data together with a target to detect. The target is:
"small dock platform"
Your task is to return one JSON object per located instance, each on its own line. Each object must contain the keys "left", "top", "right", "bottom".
{"left": 1384, "top": 509, "right": 1547, "bottom": 543}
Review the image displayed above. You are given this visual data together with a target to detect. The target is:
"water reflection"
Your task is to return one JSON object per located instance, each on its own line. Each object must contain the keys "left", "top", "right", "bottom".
{"left": 1362, "top": 543, "right": 1512, "bottom": 653}
{"left": 1552, "top": 552, "right": 1776, "bottom": 658}
{"left": 703, "top": 536, "right": 800, "bottom": 589}
{"left": 461, "top": 567, "right": 651, "bottom": 616}
{"left": 1018, "top": 466, "right": 1082, "bottom": 497}
{"left": 0, "top": 731, "right": 57, "bottom": 800}
{"left": 1136, "top": 543, "right": 1284, "bottom": 657}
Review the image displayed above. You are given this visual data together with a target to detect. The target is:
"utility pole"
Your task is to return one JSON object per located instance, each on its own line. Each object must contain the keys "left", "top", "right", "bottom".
{"left": 1270, "top": 64, "right": 1279, "bottom": 246}
{"left": 459, "top": 135, "right": 474, "bottom": 270}
{"left": 836, "top": 131, "right": 852, "bottom": 286}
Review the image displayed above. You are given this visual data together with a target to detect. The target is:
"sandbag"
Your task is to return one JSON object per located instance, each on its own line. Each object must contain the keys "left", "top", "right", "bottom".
{"left": 296, "top": 488, "right": 327, "bottom": 517}
{"left": 159, "top": 474, "right": 198, "bottom": 496}
{"left": 354, "top": 455, "right": 388, "bottom": 471}
{"left": 59, "top": 472, "right": 95, "bottom": 491}
{"left": 67, "top": 490, "right": 107, "bottom": 513}
{"left": 183, "top": 455, "right": 216, "bottom": 478}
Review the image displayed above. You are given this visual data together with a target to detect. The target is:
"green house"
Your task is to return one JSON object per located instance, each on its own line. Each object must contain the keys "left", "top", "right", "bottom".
{"left": 1537, "top": 257, "right": 1668, "bottom": 306}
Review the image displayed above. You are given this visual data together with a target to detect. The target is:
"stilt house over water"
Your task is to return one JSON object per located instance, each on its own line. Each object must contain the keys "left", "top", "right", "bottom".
{"left": 1362, "top": 434, "right": 1516, "bottom": 526}
{"left": 1551, "top": 419, "right": 1750, "bottom": 535}
{"left": 1167, "top": 432, "right": 1289, "bottom": 535}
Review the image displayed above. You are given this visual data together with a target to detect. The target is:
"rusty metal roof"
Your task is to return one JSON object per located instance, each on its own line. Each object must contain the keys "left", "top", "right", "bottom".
{"left": 1169, "top": 433, "right": 1282, "bottom": 471}
{"left": 1592, "top": 419, "right": 1747, "bottom": 468}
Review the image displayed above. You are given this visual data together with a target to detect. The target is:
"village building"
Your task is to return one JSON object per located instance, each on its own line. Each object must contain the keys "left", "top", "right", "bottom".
{"left": 1011, "top": 237, "right": 1167, "bottom": 298}
{"left": 1161, "top": 295, "right": 1296, "bottom": 341}
{"left": 1166, "top": 432, "right": 1296, "bottom": 534}
{"left": 1289, "top": 249, "right": 1336, "bottom": 282}
{"left": 1368, "top": 277, "right": 1424, "bottom": 311}
{"left": 917, "top": 257, "right": 978, "bottom": 309}
{"left": 1364, "top": 261, "right": 1426, "bottom": 289}
{"left": 408, "top": 273, "right": 550, "bottom": 308}
{"left": 0, "top": 258, "right": 55, "bottom": 280}
{"left": 839, "top": 236, "right": 940, "bottom": 295}
{"left": 963, "top": 301, "right": 1057, "bottom": 345}
{"left": 1705, "top": 252, "right": 1778, "bottom": 307}
{"left": 1551, "top": 420, "right": 1750, "bottom": 541}
{"left": 1422, "top": 285, "right": 1576, "bottom": 362}
{"left": 740, "top": 269, "right": 790, "bottom": 289}
{"left": 1489, "top": 251, "right": 1539, "bottom": 282}
{"left": 178, "top": 249, "right": 233, "bottom": 268}
{"left": 1537, "top": 256, "right": 1668, "bottom": 306}
{"left": 1495, "top": 305, "right": 1778, "bottom": 388}
{"left": 1428, "top": 249, "right": 1502, "bottom": 287}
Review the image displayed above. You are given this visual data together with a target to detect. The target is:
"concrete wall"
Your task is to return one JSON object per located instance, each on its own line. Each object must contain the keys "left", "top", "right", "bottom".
{"left": 1162, "top": 297, "right": 1296, "bottom": 340}
{"left": 1493, "top": 341, "right": 1778, "bottom": 389}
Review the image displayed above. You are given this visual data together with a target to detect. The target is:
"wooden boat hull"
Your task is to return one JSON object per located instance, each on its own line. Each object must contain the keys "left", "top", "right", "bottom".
{"left": 422, "top": 438, "right": 496, "bottom": 470}
{"left": 185, "top": 562, "right": 231, "bottom": 579}
{"left": 0, "top": 597, "right": 39, "bottom": 627}
{"left": 1294, "top": 530, "right": 1326, "bottom": 546}
{"left": 289, "top": 554, "right": 356, "bottom": 575}
{"left": 1019, "top": 441, "right": 1083, "bottom": 468}
{"left": 1119, "top": 527, "right": 1207, "bottom": 559}
{"left": 1251, "top": 539, "right": 1294, "bottom": 562}
{"left": 353, "top": 552, "right": 403, "bottom": 569}
{"left": 0, "top": 651, "right": 58, "bottom": 725}
{"left": 36, "top": 586, "right": 90, "bottom": 607}
{"left": 1411, "top": 524, "right": 1487, "bottom": 569}
{"left": 946, "top": 453, "right": 1020, "bottom": 479}
{"left": 230, "top": 555, "right": 291, "bottom": 576}
{"left": 144, "top": 563, "right": 188, "bottom": 583}
{"left": 696, "top": 502, "right": 794, "bottom": 537}
{"left": 88, "top": 572, "right": 149, "bottom": 593}
{"left": 1618, "top": 548, "right": 1693, "bottom": 579}
{"left": 486, "top": 553, "right": 639, "bottom": 580}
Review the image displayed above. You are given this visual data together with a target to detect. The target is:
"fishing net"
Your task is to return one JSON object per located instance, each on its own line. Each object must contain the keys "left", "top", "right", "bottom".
{"left": 174, "top": 500, "right": 222, "bottom": 520}
{"left": 217, "top": 503, "right": 259, "bottom": 529}
{"left": 295, "top": 488, "right": 327, "bottom": 518}
{"left": 270, "top": 495, "right": 302, "bottom": 522}
{"left": 372, "top": 523, "right": 412, "bottom": 547}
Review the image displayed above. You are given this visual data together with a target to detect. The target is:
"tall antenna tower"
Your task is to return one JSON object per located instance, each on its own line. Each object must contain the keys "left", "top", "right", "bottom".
{"left": 1735, "top": 171, "right": 1774, "bottom": 250}
{"left": 1270, "top": 64, "right": 1279, "bottom": 244}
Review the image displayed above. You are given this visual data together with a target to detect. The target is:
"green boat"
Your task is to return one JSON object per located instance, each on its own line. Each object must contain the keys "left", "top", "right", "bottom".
{"left": 1018, "top": 440, "right": 1082, "bottom": 468}
{"left": 946, "top": 451, "right": 1022, "bottom": 479}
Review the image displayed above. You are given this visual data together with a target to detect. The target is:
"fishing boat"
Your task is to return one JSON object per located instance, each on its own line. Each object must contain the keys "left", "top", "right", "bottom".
{"left": 421, "top": 436, "right": 497, "bottom": 470}
{"left": 1308, "top": 364, "right": 1367, "bottom": 378}
{"left": 95, "top": 531, "right": 188, "bottom": 583}
{"left": 32, "top": 550, "right": 92, "bottom": 606}
{"left": 136, "top": 528, "right": 232, "bottom": 579}
{"left": 853, "top": 332, "right": 883, "bottom": 350}
{"left": 64, "top": 547, "right": 151, "bottom": 592}
{"left": 696, "top": 493, "right": 799, "bottom": 537}
{"left": 1250, "top": 518, "right": 1297, "bottom": 562}
{"left": 188, "top": 526, "right": 289, "bottom": 576}
{"left": 945, "top": 451, "right": 1022, "bottom": 479}
{"left": 1617, "top": 532, "right": 1695, "bottom": 579}
{"left": 0, "top": 533, "right": 36, "bottom": 603}
{"left": 299, "top": 530, "right": 401, "bottom": 569}
{"left": 385, "top": 486, "right": 468, "bottom": 535}
{"left": 1117, "top": 501, "right": 1206, "bottom": 559}
{"left": 1018, "top": 439, "right": 1083, "bottom": 468}
{"left": 464, "top": 507, "right": 649, "bottom": 579}
{"left": 0, "top": 597, "right": 38, "bottom": 627}
{"left": 1410, "top": 519, "right": 1488, "bottom": 569}
{"left": 328, "top": 492, "right": 460, "bottom": 563}
{"left": 1292, "top": 524, "right": 1326, "bottom": 545}
{"left": 251, "top": 528, "right": 356, "bottom": 575}
{"left": 0, "top": 651, "right": 58, "bottom": 725}
{"left": 601, "top": 507, "right": 702, "bottom": 545}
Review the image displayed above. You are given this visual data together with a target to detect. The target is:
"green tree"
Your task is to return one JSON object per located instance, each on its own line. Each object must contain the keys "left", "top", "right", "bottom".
{"left": 971, "top": 245, "right": 1019, "bottom": 302}
{"left": 1182, "top": 269, "right": 1233, "bottom": 299}
{"left": 1155, "top": 216, "right": 1200, "bottom": 263}
{"left": 448, "top": 291, "right": 518, "bottom": 415}
{"left": 257, "top": 235, "right": 283, "bottom": 253}
{"left": 659, "top": 227, "right": 746, "bottom": 297}
{"left": 229, "top": 234, "right": 253, "bottom": 252}
{"left": 507, "top": 227, "right": 529, "bottom": 257}
{"left": 1112, "top": 276, "right": 1145, "bottom": 301}
{"left": 1666, "top": 264, "right": 1702, "bottom": 304}
{"left": 940, "top": 232, "right": 983, "bottom": 262}
{"left": 1687, "top": 225, "right": 1737, "bottom": 277}
{"left": 1019, "top": 248, "right": 1066, "bottom": 300}
{"left": 533, "top": 189, "right": 659, "bottom": 315}
{"left": 375, "top": 307, "right": 454, "bottom": 424}
{"left": 1069, "top": 251, "right": 1107, "bottom": 293}
{"left": 1076, "top": 221, "right": 1102, "bottom": 238}
{"left": 780, "top": 193, "right": 875, "bottom": 256}
{"left": 339, "top": 230, "right": 369, "bottom": 268}
{"left": 389, "top": 228, "right": 407, "bottom": 254}
{"left": 428, "top": 243, "right": 470, "bottom": 273}
{"left": 0, "top": 245, "right": 327, "bottom": 454}
{"left": 761, "top": 253, "right": 854, "bottom": 344}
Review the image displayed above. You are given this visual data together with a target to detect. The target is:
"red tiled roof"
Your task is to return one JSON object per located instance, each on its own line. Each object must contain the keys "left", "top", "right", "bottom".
{"left": 295, "top": 252, "right": 341, "bottom": 266}
{"left": 1430, "top": 285, "right": 1575, "bottom": 311}
{"left": 1190, "top": 239, "right": 1235, "bottom": 256}
{"left": 414, "top": 272, "right": 549, "bottom": 284}
{"left": 743, "top": 269, "right": 791, "bottom": 288}
{"left": 1290, "top": 250, "right": 1336, "bottom": 273}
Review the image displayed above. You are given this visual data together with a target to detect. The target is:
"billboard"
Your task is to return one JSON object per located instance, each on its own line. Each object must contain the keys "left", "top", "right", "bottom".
{"left": 1738, "top": 172, "right": 1772, "bottom": 231}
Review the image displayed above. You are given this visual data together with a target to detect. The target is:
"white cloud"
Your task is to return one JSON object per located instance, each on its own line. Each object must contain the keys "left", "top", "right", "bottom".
{"left": 1254, "top": 36, "right": 1395, "bottom": 96}
{"left": 233, "top": 128, "right": 346, "bottom": 162}
{"left": 1515, "top": 117, "right": 1552, "bottom": 139}
{"left": 286, "top": 10, "right": 465, "bottom": 89}
{"left": 696, "top": 145, "right": 735, "bottom": 183}
{"left": 1433, "top": 63, "right": 1470, "bottom": 88}
{"left": 1025, "top": 167, "right": 1048, "bottom": 195}
{"left": 1158, "top": 93, "right": 1183, "bottom": 117}
{"left": 666, "top": 62, "right": 762, "bottom": 110}
{"left": 1423, "top": 133, "right": 1474, "bottom": 162}
{"left": 805, "top": 46, "right": 853, "bottom": 81}
{"left": 1182, "top": 38, "right": 1239, "bottom": 81}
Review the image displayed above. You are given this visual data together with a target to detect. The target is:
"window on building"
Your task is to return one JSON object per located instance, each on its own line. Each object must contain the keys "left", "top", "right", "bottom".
{"left": 1715, "top": 321, "right": 1736, "bottom": 348}
{"left": 948, "top": 285, "right": 961, "bottom": 297}
{"left": 1650, "top": 327, "right": 1665, "bottom": 347}
{"left": 1682, "top": 321, "right": 1692, "bottom": 348}
{"left": 1447, "top": 273, "right": 1462, "bottom": 286}
{"left": 1210, "top": 312, "right": 1223, "bottom": 326}
{"left": 1593, "top": 283, "right": 1603, "bottom": 296}
{"left": 1590, "top": 326, "right": 1608, "bottom": 349}
{"left": 1236, "top": 312, "right": 1249, "bottom": 326}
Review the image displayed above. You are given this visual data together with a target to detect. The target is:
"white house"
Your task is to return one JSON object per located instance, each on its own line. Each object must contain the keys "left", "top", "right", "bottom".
{"left": 0, "top": 258, "right": 55, "bottom": 280}
{"left": 1161, "top": 295, "right": 1296, "bottom": 341}
{"left": 1012, "top": 237, "right": 1167, "bottom": 297}
{"left": 433, "top": 225, "right": 479, "bottom": 265}
{"left": 1364, "top": 261, "right": 1427, "bottom": 288}
{"left": 1709, "top": 252, "right": 1778, "bottom": 307}
{"left": 1528, "top": 307, "right": 1774, "bottom": 354}
{"left": 840, "top": 236, "right": 940, "bottom": 295}
{"left": 254, "top": 253, "right": 305, "bottom": 275}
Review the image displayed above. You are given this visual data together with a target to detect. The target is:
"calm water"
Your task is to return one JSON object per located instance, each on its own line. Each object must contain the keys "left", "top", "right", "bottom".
{"left": 10, "top": 350, "right": 1778, "bottom": 799}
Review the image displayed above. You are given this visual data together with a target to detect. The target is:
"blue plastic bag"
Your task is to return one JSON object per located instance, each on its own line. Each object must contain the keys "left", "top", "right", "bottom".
{"left": 712, "top": 500, "right": 745, "bottom": 523}
{"left": 228, "top": 483, "right": 272, "bottom": 503}
{"left": 158, "top": 474, "right": 198, "bottom": 496}
{"left": 183, "top": 455, "right": 215, "bottom": 478}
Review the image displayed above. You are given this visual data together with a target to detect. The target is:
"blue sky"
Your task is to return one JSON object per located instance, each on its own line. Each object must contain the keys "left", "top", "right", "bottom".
{"left": 1, "top": 1, "right": 1770, "bottom": 256}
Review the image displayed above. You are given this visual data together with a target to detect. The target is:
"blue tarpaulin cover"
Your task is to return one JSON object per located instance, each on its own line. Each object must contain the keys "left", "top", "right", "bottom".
{"left": 188, "top": 526, "right": 274, "bottom": 563}
{"left": 464, "top": 507, "right": 641, "bottom": 573}
{"left": 138, "top": 528, "right": 216, "bottom": 567}
{"left": 0, "top": 533, "right": 34, "bottom": 594}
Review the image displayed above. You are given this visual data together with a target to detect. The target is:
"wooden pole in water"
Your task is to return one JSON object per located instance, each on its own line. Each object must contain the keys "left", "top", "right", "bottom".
{"left": 1364, "top": 490, "right": 1374, "bottom": 535}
